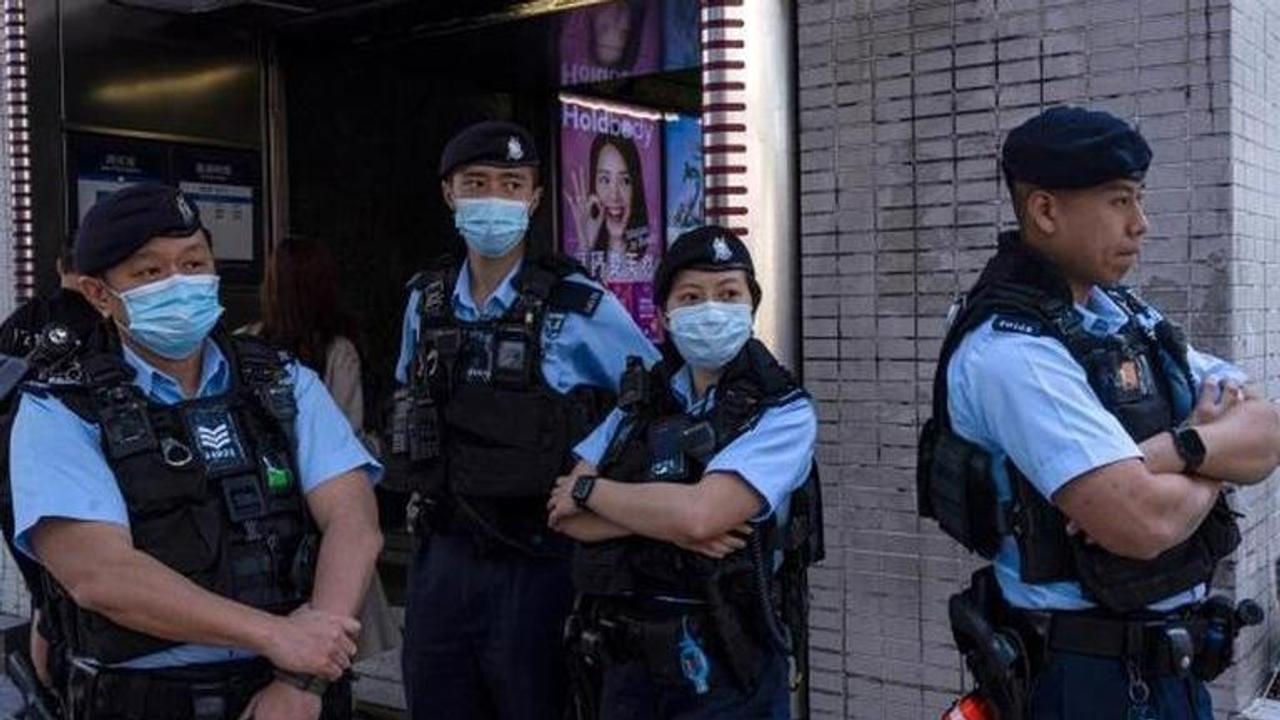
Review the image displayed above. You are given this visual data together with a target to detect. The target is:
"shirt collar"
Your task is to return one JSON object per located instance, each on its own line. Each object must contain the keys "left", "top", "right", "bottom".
{"left": 1074, "top": 286, "right": 1130, "bottom": 336}
{"left": 121, "top": 338, "right": 231, "bottom": 404}
{"left": 670, "top": 364, "right": 716, "bottom": 416}
{"left": 452, "top": 258, "right": 523, "bottom": 321}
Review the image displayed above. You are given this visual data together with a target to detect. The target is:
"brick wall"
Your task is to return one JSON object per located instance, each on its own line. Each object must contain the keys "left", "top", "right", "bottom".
{"left": 794, "top": 1, "right": 1272, "bottom": 718}
{"left": 1224, "top": 0, "right": 1280, "bottom": 713}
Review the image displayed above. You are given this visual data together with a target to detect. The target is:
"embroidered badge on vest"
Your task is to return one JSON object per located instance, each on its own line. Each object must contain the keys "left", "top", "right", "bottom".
{"left": 185, "top": 407, "right": 251, "bottom": 474}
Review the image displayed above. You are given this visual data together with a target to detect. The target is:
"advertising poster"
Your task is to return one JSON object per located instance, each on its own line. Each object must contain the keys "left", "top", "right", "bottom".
{"left": 70, "top": 135, "right": 166, "bottom": 225}
{"left": 173, "top": 147, "right": 259, "bottom": 263}
{"left": 664, "top": 113, "right": 703, "bottom": 246}
{"left": 663, "top": 0, "right": 701, "bottom": 72}
{"left": 560, "top": 96, "right": 664, "bottom": 339}
{"left": 559, "top": 0, "right": 661, "bottom": 87}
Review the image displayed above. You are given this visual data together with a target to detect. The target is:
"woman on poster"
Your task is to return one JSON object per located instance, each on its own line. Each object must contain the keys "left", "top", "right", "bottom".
{"left": 565, "top": 133, "right": 657, "bottom": 283}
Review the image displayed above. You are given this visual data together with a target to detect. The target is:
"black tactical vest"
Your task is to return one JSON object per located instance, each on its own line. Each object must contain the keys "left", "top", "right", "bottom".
{"left": 405, "top": 254, "right": 615, "bottom": 554}
{"left": 918, "top": 231, "right": 1240, "bottom": 613}
{"left": 37, "top": 330, "right": 316, "bottom": 663}
{"left": 572, "top": 339, "right": 818, "bottom": 606}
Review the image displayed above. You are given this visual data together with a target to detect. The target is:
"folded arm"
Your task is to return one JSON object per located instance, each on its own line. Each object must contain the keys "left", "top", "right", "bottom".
{"left": 32, "top": 519, "right": 356, "bottom": 679}
{"left": 1140, "top": 380, "right": 1280, "bottom": 484}
{"left": 1055, "top": 459, "right": 1222, "bottom": 561}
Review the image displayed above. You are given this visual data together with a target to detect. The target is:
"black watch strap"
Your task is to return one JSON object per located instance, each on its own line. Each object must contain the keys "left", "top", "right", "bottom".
{"left": 572, "top": 475, "right": 599, "bottom": 508}
{"left": 1171, "top": 426, "right": 1207, "bottom": 474}
{"left": 274, "top": 669, "right": 330, "bottom": 697}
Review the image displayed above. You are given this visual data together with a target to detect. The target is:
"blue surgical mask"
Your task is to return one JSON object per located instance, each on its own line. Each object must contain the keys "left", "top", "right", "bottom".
{"left": 113, "top": 274, "right": 224, "bottom": 360}
{"left": 667, "top": 301, "right": 753, "bottom": 370}
{"left": 454, "top": 197, "right": 530, "bottom": 258}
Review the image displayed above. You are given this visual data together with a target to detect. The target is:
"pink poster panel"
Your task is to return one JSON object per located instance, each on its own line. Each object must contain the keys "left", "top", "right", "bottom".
{"left": 559, "top": 0, "right": 661, "bottom": 87}
{"left": 560, "top": 97, "right": 665, "bottom": 339}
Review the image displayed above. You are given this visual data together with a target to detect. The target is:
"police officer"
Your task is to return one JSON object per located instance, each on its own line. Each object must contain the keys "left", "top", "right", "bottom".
{"left": 9, "top": 182, "right": 384, "bottom": 720}
{"left": 548, "top": 225, "right": 821, "bottom": 719}
{"left": 918, "top": 107, "right": 1280, "bottom": 719}
{"left": 0, "top": 237, "right": 101, "bottom": 712}
{"left": 395, "top": 120, "right": 659, "bottom": 720}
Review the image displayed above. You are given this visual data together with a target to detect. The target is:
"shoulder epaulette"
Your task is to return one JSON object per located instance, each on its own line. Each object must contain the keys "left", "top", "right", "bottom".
{"left": 547, "top": 280, "right": 604, "bottom": 317}
{"left": 991, "top": 313, "right": 1045, "bottom": 337}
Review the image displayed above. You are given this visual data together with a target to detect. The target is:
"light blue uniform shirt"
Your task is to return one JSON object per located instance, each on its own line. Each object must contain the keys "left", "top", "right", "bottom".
{"left": 948, "top": 287, "right": 1246, "bottom": 611}
{"left": 395, "top": 258, "right": 660, "bottom": 393}
{"left": 574, "top": 364, "right": 818, "bottom": 522}
{"left": 10, "top": 337, "right": 383, "bottom": 668}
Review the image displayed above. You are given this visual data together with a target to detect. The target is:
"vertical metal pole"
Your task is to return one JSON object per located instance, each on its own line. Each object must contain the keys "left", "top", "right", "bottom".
{"left": 3, "top": 0, "right": 33, "bottom": 308}
{"left": 701, "top": 0, "right": 798, "bottom": 369}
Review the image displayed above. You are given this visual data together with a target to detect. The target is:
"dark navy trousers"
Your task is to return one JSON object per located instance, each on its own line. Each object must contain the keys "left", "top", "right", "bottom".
{"left": 401, "top": 529, "right": 575, "bottom": 720}
{"left": 1030, "top": 652, "right": 1213, "bottom": 720}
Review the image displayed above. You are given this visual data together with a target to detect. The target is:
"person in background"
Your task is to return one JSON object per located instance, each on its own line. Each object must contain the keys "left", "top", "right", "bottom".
{"left": 0, "top": 237, "right": 101, "bottom": 358}
{"left": 253, "top": 234, "right": 398, "bottom": 660}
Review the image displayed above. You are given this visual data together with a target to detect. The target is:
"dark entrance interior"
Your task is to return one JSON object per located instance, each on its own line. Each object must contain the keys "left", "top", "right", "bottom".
{"left": 27, "top": 8, "right": 704, "bottom": 708}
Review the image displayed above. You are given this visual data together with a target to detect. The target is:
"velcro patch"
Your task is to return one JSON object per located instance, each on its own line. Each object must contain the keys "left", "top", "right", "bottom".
{"left": 991, "top": 315, "right": 1043, "bottom": 336}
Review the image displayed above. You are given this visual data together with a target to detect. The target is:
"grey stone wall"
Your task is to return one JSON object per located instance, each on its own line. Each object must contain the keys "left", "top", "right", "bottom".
{"left": 795, "top": 0, "right": 1276, "bottom": 717}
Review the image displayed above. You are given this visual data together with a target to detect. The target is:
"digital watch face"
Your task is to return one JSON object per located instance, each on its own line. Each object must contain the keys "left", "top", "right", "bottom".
{"left": 1177, "top": 427, "right": 1207, "bottom": 460}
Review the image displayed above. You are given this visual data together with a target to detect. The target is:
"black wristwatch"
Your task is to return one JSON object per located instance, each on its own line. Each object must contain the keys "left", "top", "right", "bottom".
{"left": 274, "top": 669, "right": 330, "bottom": 696}
{"left": 1170, "top": 426, "right": 1207, "bottom": 474}
{"left": 572, "top": 475, "right": 599, "bottom": 509}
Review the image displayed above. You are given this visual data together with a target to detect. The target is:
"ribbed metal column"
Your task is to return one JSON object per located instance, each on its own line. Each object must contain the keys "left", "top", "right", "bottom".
{"left": 4, "top": 0, "right": 33, "bottom": 307}
{"left": 700, "top": 0, "right": 797, "bottom": 368}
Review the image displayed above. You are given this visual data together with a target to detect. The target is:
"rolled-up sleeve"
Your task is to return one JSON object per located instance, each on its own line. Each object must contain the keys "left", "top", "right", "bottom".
{"left": 949, "top": 325, "right": 1142, "bottom": 501}
{"left": 290, "top": 363, "right": 382, "bottom": 493}
{"left": 1185, "top": 345, "right": 1248, "bottom": 386}
{"left": 574, "top": 408, "right": 627, "bottom": 468}
{"left": 705, "top": 397, "right": 817, "bottom": 519}
{"left": 10, "top": 393, "right": 129, "bottom": 559}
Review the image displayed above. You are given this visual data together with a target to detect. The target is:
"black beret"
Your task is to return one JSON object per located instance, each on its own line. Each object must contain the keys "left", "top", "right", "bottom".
{"left": 1001, "top": 106, "right": 1152, "bottom": 189}
{"left": 439, "top": 120, "right": 540, "bottom": 179}
{"left": 655, "top": 225, "right": 756, "bottom": 306}
{"left": 75, "top": 182, "right": 204, "bottom": 276}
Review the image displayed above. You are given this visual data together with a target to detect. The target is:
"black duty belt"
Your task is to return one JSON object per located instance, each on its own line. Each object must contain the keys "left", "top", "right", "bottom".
{"left": 71, "top": 657, "right": 272, "bottom": 720}
{"left": 1015, "top": 607, "right": 1204, "bottom": 677}
{"left": 69, "top": 656, "right": 353, "bottom": 720}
